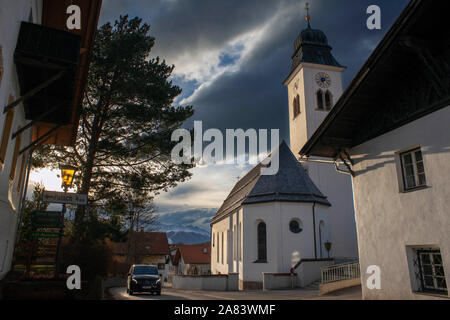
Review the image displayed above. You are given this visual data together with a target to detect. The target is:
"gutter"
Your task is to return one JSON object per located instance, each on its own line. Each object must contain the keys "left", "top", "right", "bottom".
{"left": 312, "top": 202, "right": 317, "bottom": 259}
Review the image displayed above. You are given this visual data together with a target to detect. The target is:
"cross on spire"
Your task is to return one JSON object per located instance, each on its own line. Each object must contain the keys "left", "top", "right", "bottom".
{"left": 305, "top": 2, "right": 311, "bottom": 28}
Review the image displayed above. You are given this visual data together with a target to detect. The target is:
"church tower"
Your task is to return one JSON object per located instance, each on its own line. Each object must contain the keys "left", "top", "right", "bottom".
{"left": 284, "top": 3, "right": 346, "bottom": 154}
{"left": 284, "top": 4, "right": 358, "bottom": 260}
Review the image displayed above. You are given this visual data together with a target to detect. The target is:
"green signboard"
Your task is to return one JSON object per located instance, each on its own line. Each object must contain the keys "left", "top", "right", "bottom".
{"left": 30, "top": 232, "right": 60, "bottom": 239}
{"left": 31, "top": 211, "right": 62, "bottom": 229}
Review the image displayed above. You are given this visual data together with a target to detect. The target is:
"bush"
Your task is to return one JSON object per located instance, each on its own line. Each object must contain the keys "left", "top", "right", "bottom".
{"left": 61, "top": 240, "right": 113, "bottom": 281}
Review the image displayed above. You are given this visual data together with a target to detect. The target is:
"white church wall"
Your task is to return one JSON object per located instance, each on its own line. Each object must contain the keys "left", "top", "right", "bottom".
{"left": 241, "top": 202, "right": 279, "bottom": 284}
{"left": 287, "top": 62, "right": 345, "bottom": 155}
{"left": 240, "top": 201, "right": 324, "bottom": 285}
{"left": 302, "top": 63, "right": 345, "bottom": 142}
{"left": 279, "top": 202, "right": 318, "bottom": 271}
{"left": 308, "top": 162, "right": 358, "bottom": 259}
{"left": 288, "top": 67, "right": 308, "bottom": 157}
{"left": 351, "top": 106, "right": 450, "bottom": 300}
{"left": 313, "top": 204, "right": 332, "bottom": 259}
{"left": 286, "top": 62, "right": 358, "bottom": 260}
{"left": 0, "top": 0, "right": 42, "bottom": 280}
{"left": 211, "top": 215, "right": 231, "bottom": 275}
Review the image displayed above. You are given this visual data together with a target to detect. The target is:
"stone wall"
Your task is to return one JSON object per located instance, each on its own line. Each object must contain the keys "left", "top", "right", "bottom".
{"left": 172, "top": 273, "right": 238, "bottom": 291}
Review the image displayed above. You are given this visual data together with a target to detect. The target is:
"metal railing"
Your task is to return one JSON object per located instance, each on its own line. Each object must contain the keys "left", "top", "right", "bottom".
{"left": 321, "top": 261, "right": 360, "bottom": 285}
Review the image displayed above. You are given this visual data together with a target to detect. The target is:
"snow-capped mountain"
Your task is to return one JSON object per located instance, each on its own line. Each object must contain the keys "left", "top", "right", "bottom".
{"left": 148, "top": 208, "right": 216, "bottom": 244}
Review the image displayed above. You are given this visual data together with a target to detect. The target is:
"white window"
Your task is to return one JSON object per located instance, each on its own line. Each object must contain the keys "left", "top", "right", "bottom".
{"left": 401, "top": 148, "right": 426, "bottom": 190}
{"left": 416, "top": 250, "right": 447, "bottom": 294}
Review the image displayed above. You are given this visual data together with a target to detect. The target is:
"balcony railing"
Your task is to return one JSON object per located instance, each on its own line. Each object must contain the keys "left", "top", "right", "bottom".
{"left": 321, "top": 261, "right": 360, "bottom": 285}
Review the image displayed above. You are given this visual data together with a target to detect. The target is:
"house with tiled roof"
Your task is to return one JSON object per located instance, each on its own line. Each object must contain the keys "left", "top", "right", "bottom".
{"left": 112, "top": 231, "right": 170, "bottom": 278}
{"left": 173, "top": 243, "right": 211, "bottom": 276}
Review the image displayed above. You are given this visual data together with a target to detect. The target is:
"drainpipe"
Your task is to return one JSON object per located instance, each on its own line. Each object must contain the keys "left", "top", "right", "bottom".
{"left": 312, "top": 202, "right": 317, "bottom": 259}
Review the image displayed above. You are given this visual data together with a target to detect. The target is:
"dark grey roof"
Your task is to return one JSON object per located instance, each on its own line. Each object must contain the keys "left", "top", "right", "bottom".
{"left": 211, "top": 141, "right": 330, "bottom": 225}
{"left": 291, "top": 25, "right": 342, "bottom": 71}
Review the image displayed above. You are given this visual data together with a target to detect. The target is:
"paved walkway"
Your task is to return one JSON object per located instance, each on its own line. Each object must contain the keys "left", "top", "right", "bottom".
{"left": 108, "top": 285, "right": 362, "bottom": 301}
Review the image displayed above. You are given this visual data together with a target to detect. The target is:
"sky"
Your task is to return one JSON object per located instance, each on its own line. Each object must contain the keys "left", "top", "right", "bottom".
{"left": 31, "top": 0, "right": 410, "bottom": 215}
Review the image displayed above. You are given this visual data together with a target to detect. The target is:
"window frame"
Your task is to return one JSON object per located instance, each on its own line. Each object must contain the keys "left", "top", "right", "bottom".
{"left": 9, "top": 130, "right": 22, "bottom": 182}
{"left": 289, "top": 219, "right": 303, "bottom": 234}
{"left": 400, "top": 148, "right": 427, "bottom": 191}
{"left": 416, "top": 249, "right": 448, "bottom": 295}
{"left": 0, "top": 97, "right": 15, "bottom": 168}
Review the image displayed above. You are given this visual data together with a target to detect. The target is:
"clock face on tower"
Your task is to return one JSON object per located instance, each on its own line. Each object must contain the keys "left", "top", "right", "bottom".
{"left": 315, "top": 72, "right": 331, "bottom": 88}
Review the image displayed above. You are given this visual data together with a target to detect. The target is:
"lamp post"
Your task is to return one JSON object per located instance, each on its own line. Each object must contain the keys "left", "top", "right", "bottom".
{"left": 55, "top": 165, "right": 77, "bottom": 278}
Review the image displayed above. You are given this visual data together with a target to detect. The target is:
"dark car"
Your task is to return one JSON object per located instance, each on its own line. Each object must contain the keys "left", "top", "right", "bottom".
{"left": 127, "top": 264, "right": 162, "bottom": 295}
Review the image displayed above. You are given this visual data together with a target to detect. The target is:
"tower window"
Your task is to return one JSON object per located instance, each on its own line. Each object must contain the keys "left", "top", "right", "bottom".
{"left": 316, "top": 90, "right": 324, "bottom": 110}
{"left": 325, "top": 91, "right": 333, "bottom": 110}
{"left": 293, "top": 95, "right": 301, "bottom": 118}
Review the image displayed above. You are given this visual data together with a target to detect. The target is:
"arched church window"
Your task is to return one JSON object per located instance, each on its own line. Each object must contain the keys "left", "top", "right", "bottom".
{"left": 293, "top": 94, "right": 301, "bottom": 118}
{"left": 257, "top": 222, "right": 267, "bottom": 262}
{"left": 289, "top": 219, "right": 303, "bottom": 234}
{"left": 325, "top": 91, "right": 333, "bottom": 110}
{"left": 316, "top": 90, "right": 324, "bottom": 110}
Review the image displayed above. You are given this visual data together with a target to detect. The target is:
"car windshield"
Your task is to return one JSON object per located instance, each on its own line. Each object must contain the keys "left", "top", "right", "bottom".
{"left": 133, "top": 266, "right": 158, "bottom": 276}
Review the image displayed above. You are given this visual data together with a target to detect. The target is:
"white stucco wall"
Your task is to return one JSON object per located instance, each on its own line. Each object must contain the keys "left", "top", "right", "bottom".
{"left": 241, "top": 201, "right": 329, "bottom": 284}
{"left": 0, "top": 0, "right": 42, "bottom": 280}
{"left": 211, "top": 215, "right": 231, "bottom": 275}
{"left": 287, "top": 63, "right": 346, "bottom": 156}
{"left": 286, "top": 62, "right": 358, "bottom": 260}
{"left": 211, "top": 201, "right": 330, "bottom": 288}
{"left": 351, "top": 106, "right": 450, "bottom": 300}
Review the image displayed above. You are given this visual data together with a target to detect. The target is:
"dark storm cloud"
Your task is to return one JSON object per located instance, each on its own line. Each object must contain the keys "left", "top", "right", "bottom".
{"left": 100, "top": 0, "right": 410, "bottom": 143}
{"left": 96, "top": 1, "right": 410, "bottom": 211}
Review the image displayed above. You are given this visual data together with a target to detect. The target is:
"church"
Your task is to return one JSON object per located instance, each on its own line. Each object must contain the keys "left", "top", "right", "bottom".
{"left": 210, "top": 7, "right": 358, "bottom": 290}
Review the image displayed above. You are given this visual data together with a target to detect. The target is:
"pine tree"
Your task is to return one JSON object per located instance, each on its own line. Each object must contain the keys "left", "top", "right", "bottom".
{"left": 34, "top": 16, "right": 194, "bottom": 240}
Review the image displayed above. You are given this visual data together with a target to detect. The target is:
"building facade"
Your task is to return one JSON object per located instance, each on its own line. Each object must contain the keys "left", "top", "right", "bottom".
{"left": 173, "top": 243, "right": 211, "bottom": 276}
{"left": 211, "top": 142, "right": 332, "bottom": 290}
{"left": 283, "top": 14, "right": 358, "bottom": 260}
{"left": 300, "top": 0, "right": 450, "bottom": 300}
{"left": 0, "top": 0, "right": 41, "bottom": 280}
{"left": 0, "top": 0, "right": 102, "bottom": 280}
{"left": 112, "top": 231, "right": 170, "bottom": 279}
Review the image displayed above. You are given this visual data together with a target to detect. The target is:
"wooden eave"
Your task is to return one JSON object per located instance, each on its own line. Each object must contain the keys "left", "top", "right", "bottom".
{"left": 34, "top": 0, "right": 102, "bottom": 147}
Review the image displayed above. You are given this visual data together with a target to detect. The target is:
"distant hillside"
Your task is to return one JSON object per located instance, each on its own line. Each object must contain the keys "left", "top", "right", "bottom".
{"left": 166, "top": 230, "right": 210, "bottom": 245}
{"left": 148, "top": 208, "right": 216, "bottom": 245}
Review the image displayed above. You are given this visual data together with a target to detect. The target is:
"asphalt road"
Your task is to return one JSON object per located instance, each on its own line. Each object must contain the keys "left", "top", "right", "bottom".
{"left": 109, "top": 286, "right": 362, "bottom": 300}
